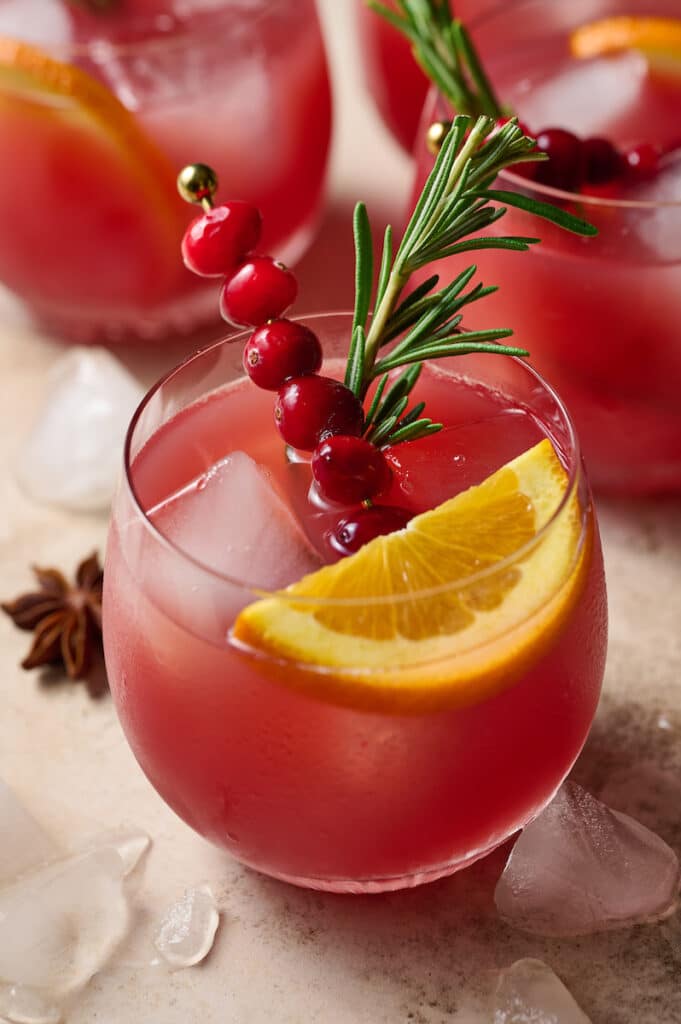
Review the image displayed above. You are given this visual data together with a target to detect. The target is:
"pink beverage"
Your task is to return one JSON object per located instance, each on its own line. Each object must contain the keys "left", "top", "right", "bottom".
{"left": 411, "top": 0, "right": 681, "bottom": 493}
{"left": 0, "top": 1, "right": 331, "bottom": 342}
{"left": 356, "top": 0, "right": 511, "bottom": 152}
{"left": 103, "top": 314, "right": 607, "bottom": 893}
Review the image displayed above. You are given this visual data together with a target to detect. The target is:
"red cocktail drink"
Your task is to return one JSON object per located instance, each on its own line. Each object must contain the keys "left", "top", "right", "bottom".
{"left": 103, "top": 315, "right": 607, "bottom": 892}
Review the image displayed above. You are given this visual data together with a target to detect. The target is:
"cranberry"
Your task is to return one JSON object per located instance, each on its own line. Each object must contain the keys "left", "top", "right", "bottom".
{"left": 624, "top": 142, "right": 660, "bottom": 180}
{"left": 534, "top": 128, "right": 584, "bottom": 192}
{"left": 582, "top": 137, "right": 623, "bottom": 185}
{"left": 275, "top": 376, "right": 364, "bottom": 451}
{"left": 312, "top": 435, "right": 392, "bottom": 505}
{"left": 181, "top": 202, "right": 262, "bottom": 277}
{"left": 330, "top": 505, "right": 412, "bottom": 556}
{"left": 243, "top": 319, "right": 322, "bottom": 391}
{"left": 220, "top": 256, "right": 297, "bottom": 328}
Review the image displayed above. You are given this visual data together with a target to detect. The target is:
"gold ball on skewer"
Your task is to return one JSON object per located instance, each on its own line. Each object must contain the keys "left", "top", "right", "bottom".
{"left": 177, "top": 164, "right": 219, "bottom": 206}
{"left": 426, "top": 120, "right": 453, "bottom": 157}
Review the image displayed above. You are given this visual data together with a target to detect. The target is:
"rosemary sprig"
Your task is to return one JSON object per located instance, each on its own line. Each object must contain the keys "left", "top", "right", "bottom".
{"left": 346, "top": 115, "right": 596, "bottom": 446}
{"left": 367, "top": 0, "right": 504, "bottom": 119}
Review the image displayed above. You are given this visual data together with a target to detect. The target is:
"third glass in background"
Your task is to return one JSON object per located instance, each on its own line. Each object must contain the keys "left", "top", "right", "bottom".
{"left": 410, "top": 0, "right": 681, "bottom": 494}
{"left": 0, "top": 0, "right": 331, "bottom": 343}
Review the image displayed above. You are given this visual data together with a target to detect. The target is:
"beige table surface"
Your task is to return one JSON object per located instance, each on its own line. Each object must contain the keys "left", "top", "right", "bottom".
{"left": 1, "top": 3, "right": 681, "bottom": 1022}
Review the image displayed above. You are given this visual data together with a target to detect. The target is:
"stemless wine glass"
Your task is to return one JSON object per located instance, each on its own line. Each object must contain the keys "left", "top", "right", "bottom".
{"left": 103, "top": 313, "right": 607, "bottom": 893}
{"left": 410, "top": 0, "right": 681, "bottom": 493}
{"left": 0, "top": 0, "right": 331, "bottom": 342}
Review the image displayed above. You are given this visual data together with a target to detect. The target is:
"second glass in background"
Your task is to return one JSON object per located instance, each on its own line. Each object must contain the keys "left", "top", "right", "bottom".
{"left": 410, "top": 0, "right": 681, "bottom": 494}
{"left": 0, "top": 0, "right": 331, "bottom": 343}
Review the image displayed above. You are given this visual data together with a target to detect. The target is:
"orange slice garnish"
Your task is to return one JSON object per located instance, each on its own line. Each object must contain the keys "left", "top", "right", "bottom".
{"left": 233, "top": 440, "right": 590, "bottom": 713}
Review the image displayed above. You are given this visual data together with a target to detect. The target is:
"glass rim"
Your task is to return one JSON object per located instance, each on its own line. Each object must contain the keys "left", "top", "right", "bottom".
{"left": 463, "top": 0, "right": 681, "bottom": 211}
{"left": 121, "top": 311, "right": 585, "bottom": 606}
{"left": 500, "top": 162, "right": 681, "bottom": 210}
{"left": 8, "top": 0, "right": 281, "bottom": 61}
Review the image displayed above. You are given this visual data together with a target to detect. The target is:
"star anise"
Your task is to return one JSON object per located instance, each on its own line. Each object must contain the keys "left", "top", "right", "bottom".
{"left": 1, "top": 553, "right": 104, "bottom": 680}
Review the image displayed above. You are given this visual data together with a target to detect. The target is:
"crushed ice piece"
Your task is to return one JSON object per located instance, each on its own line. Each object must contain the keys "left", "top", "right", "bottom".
{"left": 109, "top": 832, "right": 151, "bottom": 876}
{"left": 492, "top": 959, "right": 592, "bottom": 1024}
{"left": 153, "top": 885, "right": 219, "bottom": 968}
{"left": 0, "top": 985, "right": 61, "bottom": 1024}
{"left": 495, "top": 782, "right": 681, "bottom": 936}
{"left": 0, "top": 780, "right": 60, "bottom": 884}
{"left": 0, "top": 783, "right": 150, "bottom": 1013}
{"left": 147, "top": 451, "right": 322, "bottom": 637}
{"left": 0, "top": 843, "right": 146, "bottom": 998}
{"left": 16, "top": 347, "right": 143, "bottom": 512}
{"left": 83, "top": 830, "right": 151, "bottom": 878}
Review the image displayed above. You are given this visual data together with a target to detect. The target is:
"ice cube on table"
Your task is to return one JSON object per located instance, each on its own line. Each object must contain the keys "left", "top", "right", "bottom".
{"left": 16, "top": 348, "right": 143, "bottom": 513}
{"left": 0, "top": 985, "right": 61, "bottom": 1024}
{"left": 492, "top": 959, "right": 592, "bottom": 1024}
{"left": 495, "top": 782, "right": 681, "bottom": 936}
{"left": 153, "top": 884, "right": 219, "bottom": 968}
{"left": 0, "top": 836, "right": 148, "bottom": 999}
{"left": 95, "top": 831, "right": 150, "bottom": 878}
{"left": 0, "top": 780, "right": 60, "bottom": 885}
{"left": 146, "top": 451, "right": 321, "bottom": 639}
{"left": 511, "top": 51, "right": 647, "bottom": 140}
{"left": 0, "top": 784, "right": 149, "bottom": 1017}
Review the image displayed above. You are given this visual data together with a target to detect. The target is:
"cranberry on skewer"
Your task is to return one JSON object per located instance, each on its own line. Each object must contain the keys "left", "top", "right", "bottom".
{"left": 275, "top": 376, "right": 364, "bottom": 452}
{"left": 243, "top": 319, "right": 322, "bottom": 390}
{"left": 221, "top": 256, "right": 298, "bottom": 328}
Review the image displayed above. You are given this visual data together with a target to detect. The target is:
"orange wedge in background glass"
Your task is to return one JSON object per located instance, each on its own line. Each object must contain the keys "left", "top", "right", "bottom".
{"left": 0, "top": 37, "right": 186, "bottom": 323}
{"left": 570, "top": 16, "right": 681, "bottom": 75}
